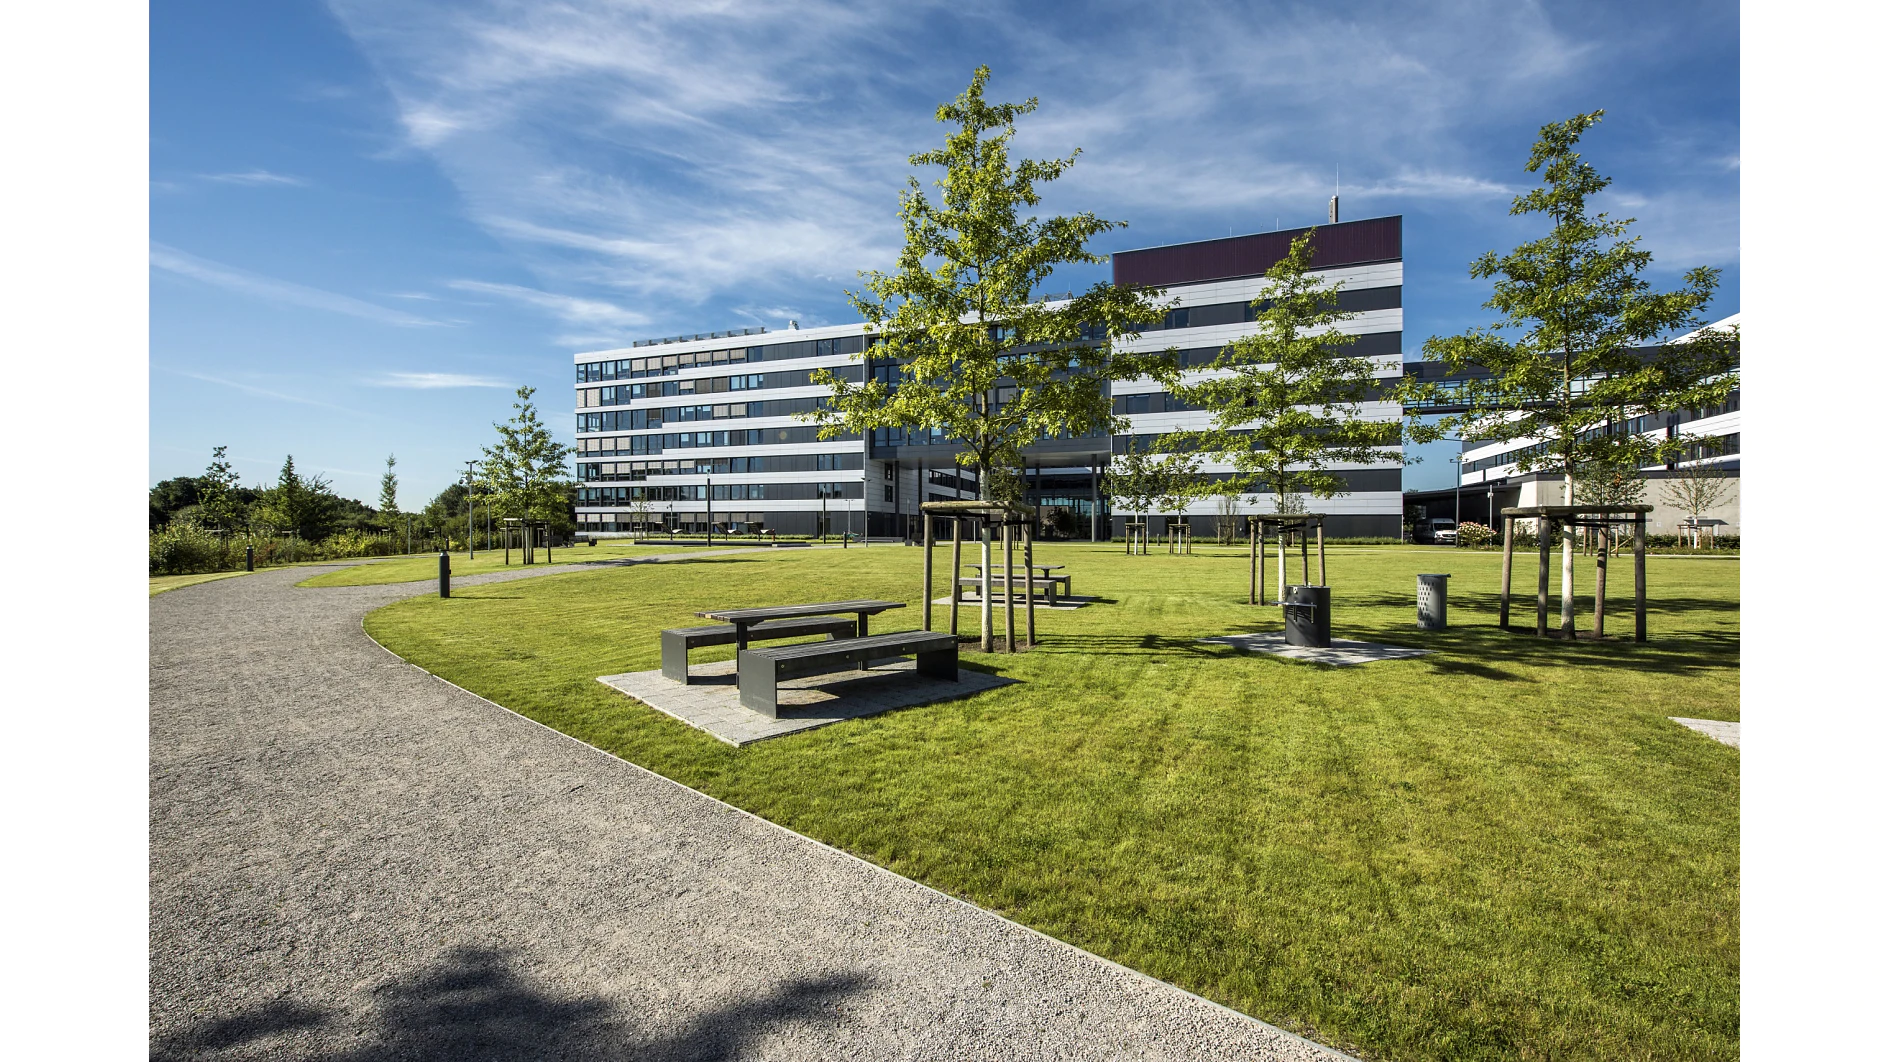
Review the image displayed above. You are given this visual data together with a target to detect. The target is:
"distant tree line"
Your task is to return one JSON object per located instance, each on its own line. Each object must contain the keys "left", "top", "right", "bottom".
{"left": 150, "top": 387, "right": 577, "bottom": 574}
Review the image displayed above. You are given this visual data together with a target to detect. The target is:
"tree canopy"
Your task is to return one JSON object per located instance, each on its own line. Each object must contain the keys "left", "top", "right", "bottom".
{"left": 1397, "top": 111, "right": 1739, "bottom": 476}
{"left": 1171, "top": 230, "right": 1400, "bottom": 513}
{"left": 480, "top": 386, "right": 574, "bottom": 524}
{"left": 1395, "top": 110, "right": 1739, "bottom": 633}
{"left": 809, "top": 66, "right": 1180, "bottom": 495}
{"left": 378, "top": 454, "right": 400, "bottom": 520}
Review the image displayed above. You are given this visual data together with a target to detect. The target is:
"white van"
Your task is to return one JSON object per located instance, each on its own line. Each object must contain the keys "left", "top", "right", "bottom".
{"left": 1425, "top": 518, "right": 1457, "bottom": 545}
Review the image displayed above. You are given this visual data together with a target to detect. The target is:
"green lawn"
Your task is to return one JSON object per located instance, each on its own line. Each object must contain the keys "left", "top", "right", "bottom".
{"left": 362, "top": 542, "right": 1739, "bottom": 1062}
{"left": 149, "top": 570, "right": 255, "bottom": 596}
{"left": 297, "top": 540, "right": 705, "bottom": 587}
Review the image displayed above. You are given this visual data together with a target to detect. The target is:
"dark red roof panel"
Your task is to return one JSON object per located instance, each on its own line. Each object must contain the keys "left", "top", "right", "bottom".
{"left": 1112, "top": 215, "right": 1401, "bottom": 289}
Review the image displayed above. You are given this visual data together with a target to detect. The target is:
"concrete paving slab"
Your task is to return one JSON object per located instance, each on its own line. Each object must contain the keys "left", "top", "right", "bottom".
{"left": 601, "top": 660, "right": 1017, "bottom": 746}
{"left": 1671, "top": 717, "right": 1740, "bottom": 747}
{"left": 1199, "top": 632, "right": 1434, "bottom": 667}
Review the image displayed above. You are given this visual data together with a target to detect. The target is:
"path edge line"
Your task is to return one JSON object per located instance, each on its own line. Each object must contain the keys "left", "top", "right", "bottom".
{"left": 358, "top": 608, "right": 1358, "bottom": 1062}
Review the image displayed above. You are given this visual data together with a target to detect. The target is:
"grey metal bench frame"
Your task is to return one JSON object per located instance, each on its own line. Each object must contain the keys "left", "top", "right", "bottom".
{"left": 737, "top": 631, "right": 958, "bottom": 717}
{"left": 967, "top": 565, "right": 1071, "bottom": 597}
{"left": 661, "top": 617, "right": 856, "bottom": 684}
{"left": 955, "top": 576, "right": 1066, "bottom": 605}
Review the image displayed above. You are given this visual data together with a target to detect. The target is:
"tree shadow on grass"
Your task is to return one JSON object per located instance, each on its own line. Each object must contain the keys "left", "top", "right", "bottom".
{"left": 152, "top": 946, "right": 869, "bottom": 1062}
{"left": 1030, "top": 633, "right": 1223, "bottom": 658}
{"left": 1336, "top": 621, "right": 1739, "bottom": 678}
{"left": 1423, "top": 657, "right": 1532, "bottom": 682}
{"left": 1344, "top": 590, "right": 1742, "bottom": 617}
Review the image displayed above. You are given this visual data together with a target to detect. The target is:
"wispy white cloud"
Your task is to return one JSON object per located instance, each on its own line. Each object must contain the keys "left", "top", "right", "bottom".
{"left": 169, "top": 369, "right": 363, "bottom": 414}
{"left": 322, "top": 0, "right": 1737, "bottom": 335}
{"left": 446, "top": 278, "right": 649, "bottom": 328}
{"left": 370, "top": 371, "right": 511, "bottom": 388}
{"left": 151, "top": 243, "right": 447, "bottom": 327}
{"left": 203, "top": 169, "right": 309, "bottom": 186}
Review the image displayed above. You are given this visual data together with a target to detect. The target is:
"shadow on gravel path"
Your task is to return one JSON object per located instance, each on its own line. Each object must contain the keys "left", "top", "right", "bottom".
{"left": 152, "top": 947, "right": 868, "bottom": 1062}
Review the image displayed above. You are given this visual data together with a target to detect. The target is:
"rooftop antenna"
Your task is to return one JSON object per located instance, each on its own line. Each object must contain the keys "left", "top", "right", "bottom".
{"left": 1328, "top": 164, "right": 1340, "bottom": 224}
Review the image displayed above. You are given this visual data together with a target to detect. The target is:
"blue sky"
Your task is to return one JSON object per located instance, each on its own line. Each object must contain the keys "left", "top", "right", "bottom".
{"left": 151, "top": 0, "right": 1739, "bottom": 503}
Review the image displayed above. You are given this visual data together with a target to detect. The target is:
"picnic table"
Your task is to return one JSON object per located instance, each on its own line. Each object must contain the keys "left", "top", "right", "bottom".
{"left": 967, "top": 562, "right": 1065, "bottom": 580}
{"left": 964, "top": 562, "right": 1072, "bottom": 603}
{"left": 698, "top": 600, "right": 906, "bottom": 651}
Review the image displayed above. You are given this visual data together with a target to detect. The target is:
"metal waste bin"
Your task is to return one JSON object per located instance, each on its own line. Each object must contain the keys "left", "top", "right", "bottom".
{"left": 1284, "top": 584, "right": 1331, "bottom": 648}
{"left": 1417, "top": 573, "right": 1450, "bottom": 630}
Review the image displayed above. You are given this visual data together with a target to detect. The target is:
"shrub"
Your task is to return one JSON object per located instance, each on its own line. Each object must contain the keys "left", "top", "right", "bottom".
{"left": 149, "top": 521, "right": 232, "bottom": 575}
{"left": 1456, "top": 521, "right": 1496, "bottom": 548}
{"left": 318, "top": 529, "right": 401, "bottom": 559}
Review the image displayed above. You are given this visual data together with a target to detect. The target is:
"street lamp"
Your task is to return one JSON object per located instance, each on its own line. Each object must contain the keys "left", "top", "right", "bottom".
{"left": 1451, "top": 454, "right": 1463, "bottom": 537}
{"left": 464, "top": 460, "right": 478, "bottom": 560}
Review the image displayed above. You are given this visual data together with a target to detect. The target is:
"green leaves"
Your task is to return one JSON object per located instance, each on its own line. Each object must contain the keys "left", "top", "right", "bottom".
{"left": 1397, "top": 111, "right": 1740, "bottom": 481}
{"left": 481, "top": 386, "right": 574, "bottom": 522}
{"left": 1171, "top": 231, "right": 1399, "bottom": 508}
{"left": 378, "top": 453, "right": 400, "bottom": 520}
{"left": 197, "top": 445, "right": 245, "bottom": 532}
{"left": 810, "top": 65, "right": 1180, "bottom": 493}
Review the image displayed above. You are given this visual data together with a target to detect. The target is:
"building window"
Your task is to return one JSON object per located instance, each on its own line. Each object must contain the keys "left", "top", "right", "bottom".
{"left": 883, "top": 485, "right": 895, "bottom": 502}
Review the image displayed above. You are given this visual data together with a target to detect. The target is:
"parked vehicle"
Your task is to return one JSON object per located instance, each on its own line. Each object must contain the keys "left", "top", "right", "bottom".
{"left": 1424, "top": 518, "right": 1458, "bottom": 545}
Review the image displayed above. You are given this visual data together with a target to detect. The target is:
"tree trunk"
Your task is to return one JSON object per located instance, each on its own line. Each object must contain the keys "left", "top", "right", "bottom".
{"left": 1560, "top": 472, "right": 1575, "bottom": 636}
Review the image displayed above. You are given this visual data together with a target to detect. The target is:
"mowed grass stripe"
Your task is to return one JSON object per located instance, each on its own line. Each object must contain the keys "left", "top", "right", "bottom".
{"left": 364, "top": 542, "right": 1738, "bottom": 1062}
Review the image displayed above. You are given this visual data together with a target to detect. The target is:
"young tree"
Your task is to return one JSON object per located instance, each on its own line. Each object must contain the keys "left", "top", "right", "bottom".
{"left": 378, "top": 454, "right": 400, "bottom": 526}
{"left": 809, "top": 66, "right": 1180, "bottom": 496}
{"left": 197, "top": 446, "right": 245, "bottom": 532}
{"left": 1573, "top": 458, "right": 1646, "bottom": 555}
{"left": 1170, "top": 231, "right": 1400, "bottom": 522}
{"left": 481, "top": 386, "right": 575, "bottom": 535}
{"left": 1154, "top": 449, "right": 1209, "bottom": 550}
{"left": 1661, "top": 452, "right": 1735, "bottom": 547}
{"left": 1105, "top": 442, "right": 1165, "bottom": 554}
{"left": 256, "top": 455, "right": 339, "bottom": 541}
{"left": 1397, "top": 111, "right": 1739, "bottom": 635}
{"left": 1211, "top": 480, "right": 1252, "bottom": 545}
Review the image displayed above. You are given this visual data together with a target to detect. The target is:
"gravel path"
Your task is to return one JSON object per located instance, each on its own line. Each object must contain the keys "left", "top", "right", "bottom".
{"left": 151, "top": 554, "right": 1354, "bottom": 1061}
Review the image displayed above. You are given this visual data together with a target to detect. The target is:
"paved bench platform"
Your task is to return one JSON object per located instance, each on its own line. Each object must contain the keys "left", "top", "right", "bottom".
{"left": 600, "top": 655, "right": 1015, "bottom": 746}
{"left": 954, "top": 576, "right": 1066, "bottom": 605}
{"left": 740, "top": 631, "right": 957, "bottom": 716}
{"left": 1199, "top": 632, "right": 1432, "bottom": 666}
{"left": 661, "top": 616, "right": 856, "bottom": 684}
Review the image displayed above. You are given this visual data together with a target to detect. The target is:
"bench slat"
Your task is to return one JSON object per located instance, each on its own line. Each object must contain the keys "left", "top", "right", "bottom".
{"left": 737, "top": 631, "right": 959, "bottom": 716}
{"left": 660, "top": 616, "right": 857, "bottom": 684}
{"left": 749, "top": 631, "right": 953, "bottom": 662}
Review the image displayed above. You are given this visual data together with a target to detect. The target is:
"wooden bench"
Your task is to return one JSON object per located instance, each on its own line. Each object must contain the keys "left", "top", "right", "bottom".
{"left": 737, "top": 630, "right": 958, "bottom": 716}
{"left": 660, "top": 617, "right": 856, "bottom": 684}
{"left": 955, "top": 576, "right": 1066, "bottom": 605}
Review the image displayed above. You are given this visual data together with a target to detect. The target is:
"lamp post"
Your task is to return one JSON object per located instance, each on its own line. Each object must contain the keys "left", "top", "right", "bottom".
{"left": 1451, "top": 451, "right": 1463, "bottom": 535}
{"left": 705, "top": 475, "right": 713, "bottom": 546}
{"left": 464, "top": 460, "right": 478, "bottom": 560}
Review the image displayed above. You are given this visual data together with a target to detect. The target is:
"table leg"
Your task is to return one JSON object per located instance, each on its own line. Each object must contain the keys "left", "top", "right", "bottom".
{"left": 735, "top": 620, "right": 750, "bottom": 653}
{"left": 857, "top": 611, "right": 870, "bottom": 669}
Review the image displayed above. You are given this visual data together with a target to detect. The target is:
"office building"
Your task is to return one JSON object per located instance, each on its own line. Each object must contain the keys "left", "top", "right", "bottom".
{"left": 572, "top": 215, "right": 1408, "bottom": 539}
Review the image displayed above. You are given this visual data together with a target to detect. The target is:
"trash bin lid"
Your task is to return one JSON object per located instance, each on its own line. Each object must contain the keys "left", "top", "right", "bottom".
{"left": 1417, "top": 573, "right": 1451, "bottom": 579}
